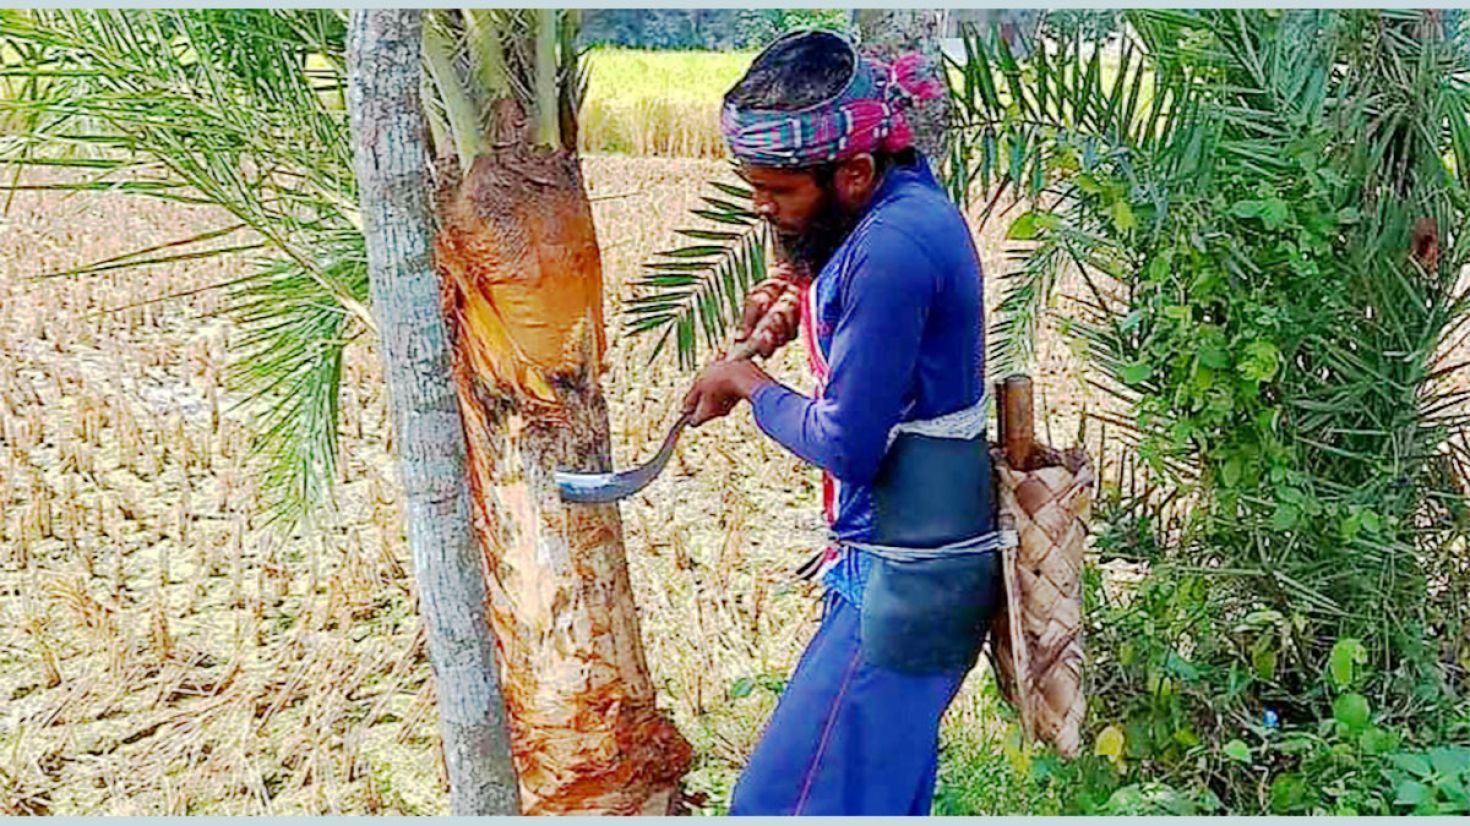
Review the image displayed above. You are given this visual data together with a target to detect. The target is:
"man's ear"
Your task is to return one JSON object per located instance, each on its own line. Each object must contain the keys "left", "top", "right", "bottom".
{"left": 835, "top": 153, "right": 878, "bottom": 207}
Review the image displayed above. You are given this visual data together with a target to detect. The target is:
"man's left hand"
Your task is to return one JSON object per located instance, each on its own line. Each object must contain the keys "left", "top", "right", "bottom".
{"left": 681, "top": 360, "right": 774, "bottom": 427}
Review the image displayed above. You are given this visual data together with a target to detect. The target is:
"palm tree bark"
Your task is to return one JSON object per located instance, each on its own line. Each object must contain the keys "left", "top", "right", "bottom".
{"left": 429, "top": 60, "right": 691, "bottom": 814}
{"left": 345, "top": 9, "right": 519, "bottom": 815}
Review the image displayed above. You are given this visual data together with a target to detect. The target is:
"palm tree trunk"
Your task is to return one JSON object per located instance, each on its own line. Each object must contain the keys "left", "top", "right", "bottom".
{"left": 345, "top": 9, "right": 519, "bottom": 815}
{"left": 431, "top": 104, "right": 691, "bottom": 814}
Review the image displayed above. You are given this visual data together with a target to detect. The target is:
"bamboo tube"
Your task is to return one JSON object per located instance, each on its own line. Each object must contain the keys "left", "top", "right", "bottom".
{"left": 1000, "top": 374, "right": 1038, "bottom": 471}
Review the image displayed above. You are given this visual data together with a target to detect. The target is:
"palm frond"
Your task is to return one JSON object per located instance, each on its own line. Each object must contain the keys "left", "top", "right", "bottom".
{"left": 226, "top": 234, "right": 367, "bottom": 527}
{"left": 946, "top": 13, "right": 1202, "bottom": 373}
{"left": 422, "top": 12, "right": 485, "bottom": 172}
{"left": 625, "top": 175, "right": 769, "bottom": 369}
{"left": 422, "top": 9, "right": 582, "bottom": 165}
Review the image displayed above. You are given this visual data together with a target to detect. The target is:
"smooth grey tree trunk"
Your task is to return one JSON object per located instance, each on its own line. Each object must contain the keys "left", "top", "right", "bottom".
{"left": 345, "top": 9, "right": 519, "bottom": 815}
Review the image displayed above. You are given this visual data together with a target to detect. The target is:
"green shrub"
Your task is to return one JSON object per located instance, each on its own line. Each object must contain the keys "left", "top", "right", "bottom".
{"left": 955, "top": 5, "right": 1470, "bottom": 731}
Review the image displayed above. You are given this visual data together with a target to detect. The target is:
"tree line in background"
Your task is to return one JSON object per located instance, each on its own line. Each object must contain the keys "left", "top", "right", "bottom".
{"left": 577, "top": 8, "right": 1045, "bottom": 51}
{"left": 578, "top": 9, "right": 849, "bottom": 50}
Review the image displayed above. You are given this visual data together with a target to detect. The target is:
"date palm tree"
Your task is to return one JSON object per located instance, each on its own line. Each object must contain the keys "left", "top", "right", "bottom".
{"left": 0, "top": 8, "right": 688, "bottom": 814}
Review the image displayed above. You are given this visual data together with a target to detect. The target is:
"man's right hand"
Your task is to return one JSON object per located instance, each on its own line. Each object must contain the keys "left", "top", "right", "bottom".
{"left": 733, "top": 264, "right": 806, "bottom": 359}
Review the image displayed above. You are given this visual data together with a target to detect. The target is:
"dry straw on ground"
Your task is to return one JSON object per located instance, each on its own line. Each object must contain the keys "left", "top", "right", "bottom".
{"left": 0, "top": 156, "right": 1108, "bottom": 814}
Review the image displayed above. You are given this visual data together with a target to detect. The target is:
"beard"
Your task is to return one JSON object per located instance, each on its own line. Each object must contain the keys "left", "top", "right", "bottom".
{"left": 773, "top": 186, "right": 859, "bottom": 274}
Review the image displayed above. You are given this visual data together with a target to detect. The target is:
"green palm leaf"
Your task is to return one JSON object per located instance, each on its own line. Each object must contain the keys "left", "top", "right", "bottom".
{"left": 625, "top": 172, "right": 770, "bottom": 369}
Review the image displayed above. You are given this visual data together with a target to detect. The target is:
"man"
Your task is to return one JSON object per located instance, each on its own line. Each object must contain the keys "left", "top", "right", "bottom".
{"left": 681, "top": 30, "right": 1007, "bottom": 816}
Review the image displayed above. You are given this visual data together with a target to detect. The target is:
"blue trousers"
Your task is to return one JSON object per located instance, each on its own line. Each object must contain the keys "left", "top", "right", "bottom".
{"left": 729, "top": 593, "right": 971, "bottom": 816}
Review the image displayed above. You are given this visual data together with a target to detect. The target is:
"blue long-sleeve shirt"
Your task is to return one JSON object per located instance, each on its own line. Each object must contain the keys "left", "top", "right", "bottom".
{"left": 750, "top": 157, "right": 985, "bottom": 601}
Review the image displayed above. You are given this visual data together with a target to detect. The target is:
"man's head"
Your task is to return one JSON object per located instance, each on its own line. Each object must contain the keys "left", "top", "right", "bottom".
{"left": 721, "top": 31, "right": 937, "bottom": 270}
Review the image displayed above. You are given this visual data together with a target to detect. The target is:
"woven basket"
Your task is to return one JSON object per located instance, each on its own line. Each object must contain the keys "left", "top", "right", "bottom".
{"left": 988, "top": 444, "right": 1094, "bottom": 759}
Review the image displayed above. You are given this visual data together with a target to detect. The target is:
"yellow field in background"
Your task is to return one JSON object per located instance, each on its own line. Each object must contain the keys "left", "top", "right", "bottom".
{"left": 579, "top": 49, "right": 754, "bottom": 159}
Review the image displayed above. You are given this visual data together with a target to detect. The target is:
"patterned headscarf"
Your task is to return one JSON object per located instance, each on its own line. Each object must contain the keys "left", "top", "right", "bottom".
{"left": 720, "top": 30, "right": 945, "bottom": 168}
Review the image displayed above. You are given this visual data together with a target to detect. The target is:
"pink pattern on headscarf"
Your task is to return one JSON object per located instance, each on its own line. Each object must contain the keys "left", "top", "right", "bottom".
{"left": 887, "top": 52, "right": 947, "bottom": 103}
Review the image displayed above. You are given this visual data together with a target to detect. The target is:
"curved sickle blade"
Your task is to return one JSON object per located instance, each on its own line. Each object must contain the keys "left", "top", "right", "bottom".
{"left": 555, "top": 414, "right": 691, "bottom": 504}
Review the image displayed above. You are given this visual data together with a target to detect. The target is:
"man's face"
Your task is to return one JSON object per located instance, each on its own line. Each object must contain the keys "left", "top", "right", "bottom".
{"left": 741, "top": 165, "right": 828, "bottom": 237}
{"left": 741, "top": 163, "right": 861, "bottom": 271}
